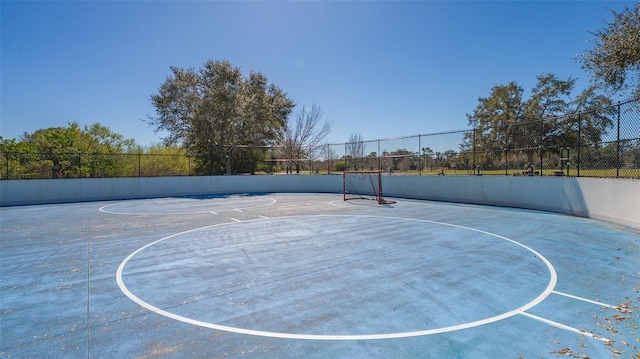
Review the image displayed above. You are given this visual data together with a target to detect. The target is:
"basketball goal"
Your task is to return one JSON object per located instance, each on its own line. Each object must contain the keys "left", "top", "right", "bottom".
{"left": 342, "top": 171, "right": 396, "bottom": 205}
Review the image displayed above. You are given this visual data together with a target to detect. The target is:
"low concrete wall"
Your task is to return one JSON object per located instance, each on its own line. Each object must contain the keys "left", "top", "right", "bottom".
{"left": 381, "top": 176, "right": 639, "bottom": 229}
{"left": 1, "top": 175, "right": 638, "bottom": 229}
{"left": 0, "top": 175, "right": 342, "bottom": 205}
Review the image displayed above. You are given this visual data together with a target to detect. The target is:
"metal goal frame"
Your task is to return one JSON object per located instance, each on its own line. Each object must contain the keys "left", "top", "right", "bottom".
{"left": 342, "top": 171, "right": 396, "bottom": 205}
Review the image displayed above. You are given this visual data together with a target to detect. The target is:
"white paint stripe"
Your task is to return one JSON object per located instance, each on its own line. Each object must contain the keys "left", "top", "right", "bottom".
{"left": 258, "top": 215, "right": 269, "bottom": 219}
{"left": 116, "top": 214, "right": 558, "bottom": 340}
{"left": 552, "top": 291, "right": 619, "bottom": 309}
{"left": 230, "top": 218, "right": 241, "bottom": 222}
{"left": 99, "top": 198, "right": 276, "bottom": 215}
{"left": 235, "top": 209, "right": 243, "bottom": 213}
{"left": 520, "top": 312, "right": 611, "bottom": 342}
{"left": 210, "top": 211, "right": 218, "bottom": 215}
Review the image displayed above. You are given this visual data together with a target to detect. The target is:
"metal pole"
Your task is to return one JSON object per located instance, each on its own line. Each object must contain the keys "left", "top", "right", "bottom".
{"left": 342, "top": 173, "right": 346, "bottom": 201}
{"left": 472, "top": 129, "right": 476, "bottom": 175}
{"left": 378, "top": 140, "right": 381, "bottom": 172}
{"left": 361, "top": 144, "right": 364, "bottom": 172}
{"left": 539, "top": 119, "right": 543, "bottom": 176}
{"left": 505, "top": 125, "right": 509, "bottom": 176}
{"left": 345, "top": 142, "right": 348, "bottom": 171}
{"left": 504, "top": 140, "right": 508, "bottom": 176}
{"left": 577, "top": 115, "right": 581, "bottom": 177}
{"left": 418, "top": 135, "right": 422, "bottom": 176}
{"left": 326, "top": 144, "right": 330, "bottom": 174}
{"left": 616, "top": 104, "right": 621, "bottom": 178}
{"left": 378, "top": 171, "right": 383, "bottom": 202}
{"left": 567, "top": 147, "right": 570, "bottom": 176}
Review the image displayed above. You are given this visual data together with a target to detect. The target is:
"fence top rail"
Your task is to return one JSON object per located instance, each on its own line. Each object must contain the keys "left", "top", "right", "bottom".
{"left": 418, "top": 129, "right": 471, "bottom": 137}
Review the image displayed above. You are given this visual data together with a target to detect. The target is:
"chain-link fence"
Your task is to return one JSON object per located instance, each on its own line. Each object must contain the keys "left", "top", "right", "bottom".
{"left": 474, "top": 98, "right": 640, "bottom": 177}
{"left": 0, "top": 152, "right": 193, "bottom": 179}
{"left": 3, "top": 99, "right": 639, "bottom": 179}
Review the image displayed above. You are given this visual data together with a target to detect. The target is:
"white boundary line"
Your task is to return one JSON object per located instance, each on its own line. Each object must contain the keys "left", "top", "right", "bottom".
{"left": 520, "top": 312, "right": 611, "bottom": 342}
{"left": 116, "top": 214, "right": 557, "bottom": 340}
{"left": 99, "top": 197, "right": 276, "bottom": 215}
{"left": 552, "top": 290, "right": 620, "bottom": 309}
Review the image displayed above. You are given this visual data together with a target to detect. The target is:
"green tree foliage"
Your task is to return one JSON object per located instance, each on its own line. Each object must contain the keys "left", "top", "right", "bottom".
{"left": 579, "top": 3, "right": 640, "bottom": 97}
{"left": 149, "top": 59, "right": 295, "bottom": 175}
{"left": 467, "top": 81, "right": 525, "bottom": 156}
{"left": 119, "top": 145, "right": 192, "bottom": 177}
{"left": 563, "top": 86, "right": 616, "bottom": 148}
{"left": 385, "top": 148, "right": 415, "bottom": 171}
{"left": 0, "top": 136, "right": 36, "bottom": 179}
{"left": 465, "top": 74, "right": 614, "bottom": 169}
{"left": 3, "top": 122, "right": 135, "bottom": 179}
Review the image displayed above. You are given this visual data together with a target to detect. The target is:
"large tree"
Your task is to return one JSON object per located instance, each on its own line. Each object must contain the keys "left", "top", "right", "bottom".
{"left": 466, "top": 73, "right": 614, "bottom": 170}
{"left": 467, "top": 81, "right": 525, "bottom": 156}
{"left": 520, "top": 74, "right": 576, "bottom": 163}
{"left": 579, "top": 3, "right": 640, "bottom": 97}
{"left": 149, "top": 60, "right": 295, "bottom": 175}
{"left": 13, "top": 121, "right": 134, "bottom": 178}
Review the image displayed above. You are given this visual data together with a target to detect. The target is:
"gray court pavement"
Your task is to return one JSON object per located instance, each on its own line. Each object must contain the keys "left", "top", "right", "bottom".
{"left": 1, "top": 193, "right": 638, "bottom": 358}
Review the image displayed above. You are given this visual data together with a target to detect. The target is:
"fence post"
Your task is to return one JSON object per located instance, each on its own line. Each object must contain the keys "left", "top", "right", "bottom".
{"left": 504, "top": 125, "right": 509, "bottom": 176}
{"left": 539, "top": 119, "right": 544, "bottom": 176}
{"left": 616, "top": 103, "right": 621, "bottom": 178}
{"left": 324, "top": 145, "right": 328, "bottom": 174}
{"left": 377, "top": 140, "right": 381, "bottom": 172}
{"left": 472, "top": 129, "right": 476, "bottom": 174}
{"left": 577, "top": 115, "right": 581, "bottom": 177}
{"left": 505, "top": 147, "right": 508, "bottom": 176}
{"left": 417, "top": 135, "right": 421, "bottom": 176}
{"left": 344, "top": 142, "right": 347, "bottom": 171}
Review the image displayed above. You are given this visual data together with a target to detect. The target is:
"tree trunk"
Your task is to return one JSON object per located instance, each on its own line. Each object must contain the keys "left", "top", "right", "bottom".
{"left": 225, "top": 156, "right": 232, "bottom": 175}
{"left": 526, "top": 151, "right": 535, "bottom": 165}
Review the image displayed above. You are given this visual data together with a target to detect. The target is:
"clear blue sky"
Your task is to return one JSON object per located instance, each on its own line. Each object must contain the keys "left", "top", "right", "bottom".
{"left": 1, "top": 1, "right": 635, "bottom": 146}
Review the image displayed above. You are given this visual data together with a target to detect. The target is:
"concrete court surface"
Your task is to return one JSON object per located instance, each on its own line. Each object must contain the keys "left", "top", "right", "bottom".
{"left": 1, "top": 193, "right": 638, "bottom": 359}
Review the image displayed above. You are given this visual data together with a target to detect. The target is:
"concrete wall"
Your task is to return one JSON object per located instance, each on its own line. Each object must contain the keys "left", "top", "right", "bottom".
{"left": 381, "top": 176, "right": 639, "bottom": 229}
{"left": 1, "top": 175, "right": 638, "bottom": 229}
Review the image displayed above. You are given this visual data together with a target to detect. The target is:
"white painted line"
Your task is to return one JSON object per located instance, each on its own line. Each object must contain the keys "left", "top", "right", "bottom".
{"left": 116, "top": 214, "right": 558, "bottom": 340}
{"left": 552, "top": 291, "right": 619, "bottom": 309}
{"left": 99, "top": 197, "right": 276, "bottom": 215}
{"left": 230, "top": 218, "right": 241, "bottom": 222}
{"left": 210, "top": 211, "right": 218, "bottom": 215}
{"left": 258, "top": 215, "right": 269, "bottom": 219}
{"left": 235, "top": 209, "right": 243, "bottom": 213}
{"left": 520, "top": 312, "right": 611, "bottom": 342}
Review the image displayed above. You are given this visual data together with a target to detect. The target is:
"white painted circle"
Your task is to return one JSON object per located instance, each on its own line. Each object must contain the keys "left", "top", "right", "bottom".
{"left": 100, "top": 196, "right": 276, "bottom": 215}
{"left": 116, "top": 215, "right": 557, "bottom": 340}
